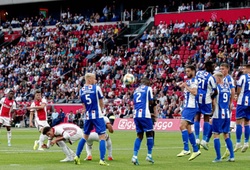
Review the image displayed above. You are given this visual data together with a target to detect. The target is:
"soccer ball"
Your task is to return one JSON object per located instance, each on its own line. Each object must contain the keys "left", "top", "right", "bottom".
{"left": 123, "top": 73, "right": 135, "bottom": 85}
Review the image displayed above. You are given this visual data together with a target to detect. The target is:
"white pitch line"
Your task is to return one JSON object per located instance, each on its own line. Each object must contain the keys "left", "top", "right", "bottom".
{"left": 0, "top": 146, "right": 184, "bottom": 153}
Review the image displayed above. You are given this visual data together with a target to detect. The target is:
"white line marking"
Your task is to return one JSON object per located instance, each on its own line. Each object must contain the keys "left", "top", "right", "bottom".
{"left": 0, "top": 146, "right": 183, "bottom": 153}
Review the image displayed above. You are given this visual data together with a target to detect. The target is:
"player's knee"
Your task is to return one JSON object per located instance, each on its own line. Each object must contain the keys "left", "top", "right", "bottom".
{"left": 223, "top": 133, "right": 229, "bottom": 139}
{"left": 179, "top": 124, "right": 185, "bottom": 131}
{"left": 204, "top": 115, "right": 211, "bottom": 122}
{"left": 99, "top": 134, "right": 106, "bottom": 140}
{"left": 146, "top": 131, "right": 154, "bottom": 138}
{"left": 195, "top": 113, "right": 200, "bottom": 120}
{"left": 179, "top": 121, "right": 187, "bottom": 130}
{"left": 236, "top": 118, "right": 243, "bottom": 124}
{"left": 244, "top": 119, "right": 249, "bottom": 125}
{"left": 137, "top": 132, "right": 144, "bottom": 140}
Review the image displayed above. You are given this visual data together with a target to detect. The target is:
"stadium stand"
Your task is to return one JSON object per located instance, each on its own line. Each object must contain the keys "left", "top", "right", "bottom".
{"left": 0, "top": 1, "right": 250, "bottom": 127}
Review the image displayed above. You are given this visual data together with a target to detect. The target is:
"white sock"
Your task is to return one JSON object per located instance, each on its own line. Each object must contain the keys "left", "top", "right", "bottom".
{"left": 57, "top": 141, "right": 71, "bottom": 158}
{"left": 67, "top": 146, "right": 75, "bottom": 157}
{"left": 7, "top": 131, "right": 11, "bottom": 143}
{"left": 106, "top": 135, "right": 112, "bottom": 157}
{"left": 38, "top": 134, "right": 47, "bottom": 148}
{"left": 86, "top": 143, "right": 93, "bottom": 156}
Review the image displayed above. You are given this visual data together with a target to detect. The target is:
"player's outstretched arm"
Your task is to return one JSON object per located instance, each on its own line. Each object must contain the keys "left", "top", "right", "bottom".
{"left": 106, "top": 123, "right": 114, "bottom": 133}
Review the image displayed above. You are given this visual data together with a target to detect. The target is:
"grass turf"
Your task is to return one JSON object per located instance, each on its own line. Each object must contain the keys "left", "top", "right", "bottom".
{"left": 0, "top": 128, "right": 250, "bottom": 170}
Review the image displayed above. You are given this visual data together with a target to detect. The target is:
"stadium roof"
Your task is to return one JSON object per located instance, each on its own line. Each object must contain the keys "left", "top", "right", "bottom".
{"left": 0, "top": 0, "right": 61, "bottom": 6}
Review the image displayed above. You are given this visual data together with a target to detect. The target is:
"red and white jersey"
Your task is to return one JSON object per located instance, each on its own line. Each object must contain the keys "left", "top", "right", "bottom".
{"left": 52, "top": 123, "right": 82, "bottom": 141}
{"left": 0, "top": 97, "right": 17, "bottom": 118}
{"left": 231, "top": 100, "right": 237, "bottom": 122}
{"left": 30, "top": 98, "right": 47, "bottom": 121}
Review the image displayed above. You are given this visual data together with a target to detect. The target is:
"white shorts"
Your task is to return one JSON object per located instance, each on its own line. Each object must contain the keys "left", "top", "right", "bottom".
{"left": 87, "top": 132, "right": 109, "bottom": 145}
{"left": 87, "top": 132, "right": 99, "bottom": 145}
{"left": 35, "top": 120, "right": 50, "bottom": 131}
{"left": 0, "top": 116, "right": 11, "bottom": 126}
{"left": 230, "top": 121, "right": 236, "bottom": 129}
{"left": 67, "top": 129, "right": 83, "bottom": 144}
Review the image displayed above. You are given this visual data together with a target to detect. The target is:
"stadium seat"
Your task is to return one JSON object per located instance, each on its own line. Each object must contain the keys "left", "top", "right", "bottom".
{"left": 190, "top": 50, "right": 196, "bottom": 54}
{"left": 170, "top": 64, "right": 176, "bottom": 68}
{"left": 179, "top": 50, "right": 185, "bottom": 55}
{"left": 171, "top": 59, "right": 177, "bottom": 64}
{"left": 180, "top": 46, "right": 186, "bottom": 51}
{"left": 185, "top": 50, "right": 190, "bottom": 55}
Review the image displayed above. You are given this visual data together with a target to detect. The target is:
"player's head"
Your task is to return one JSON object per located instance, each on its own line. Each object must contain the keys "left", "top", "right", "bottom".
{"left": 185, "top": 65, "right": 196, "bottom": 78}
{"left": 205, "top": 61, "right": 214, "bottom": 73}
{"left": 7, "top": 89, "right": 15, "bottom": 100}
{"left": 140, "top": 77, "right": 150, "bottom": 86}
{"left": 239, "top": 64, "right": 246, "bottom": 74}
{"left": 34, "top": 90, "right": 42, "bottom": 100}
{"left": 245, "top": 64, "right": 250, "bottom": 73}
{"left": 220, "top": 63, "right": 229, "bottom": 76}
{"left": 85, "top": 73, "right": 96, "bottom": 85}
{"left": 213, "top": 71, "right": 224, "bottom": 84}
{"left": 42, "top": 126, "right": 54, "bottom": 137}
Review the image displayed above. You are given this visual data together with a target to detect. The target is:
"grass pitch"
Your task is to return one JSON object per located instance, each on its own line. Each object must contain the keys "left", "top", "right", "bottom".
{"left": 0, "top": 128, "right": 250, "bottom": 170}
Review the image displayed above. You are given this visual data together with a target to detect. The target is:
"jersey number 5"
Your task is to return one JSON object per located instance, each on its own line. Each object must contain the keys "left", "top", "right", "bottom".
{"left": 85, "top": 94, "right": 92, "bottom": 104}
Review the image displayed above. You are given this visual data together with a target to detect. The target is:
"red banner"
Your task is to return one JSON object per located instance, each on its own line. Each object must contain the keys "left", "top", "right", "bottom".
{"left": 113, "top": 118, "right": 205, "bottom": 131}
{"left": 4, "top": 34, "right": 21, "bottom": 42}
{"left": 155, "top": 8, "right": 250, "bottom": 25}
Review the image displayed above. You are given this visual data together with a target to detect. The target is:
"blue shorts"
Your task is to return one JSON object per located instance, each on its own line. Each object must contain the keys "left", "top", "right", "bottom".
{"left": 212, "top": 118, "right": 230, "bottom": 134}
{"left": 197, "top": 103, "right": 212, "bottom": 115}
{"left": 181, "top": 108, "right": 198, "bottom": 124}
{"left": 236, "top": 105, "right": 250, "bottom": 120}
{"left": 84, "top": 118, "right": 106, "bottom": 135}
{"left": 134, "top": 118, "right": 153, "bottom": 133}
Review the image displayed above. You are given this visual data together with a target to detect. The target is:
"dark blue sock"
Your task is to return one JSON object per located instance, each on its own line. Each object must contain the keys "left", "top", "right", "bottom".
{"left": 225, "top": 138, "right": 234, "bottom": 159}
{"left": 181, "top": 129, "right": 189, "bottom": 151}
{"left": 133, "top": 138, "right": 142, "bottom": 156}
{"left": 99, "top": 140, "right": 106, "bottom": 161}
{"left": 214, "top": 138, "right": 221, "bottom": 159}
{"left": 203, "top": 122, "right": 210, "bottom": 141}
{"left": 206, "top": 124, "right": 213, "bottom": 143}
{"left": 189, "top": 132, "right": 198, "bottom": 152}
{"left": 236, "top": 124, "right": 242, "bottom": 143}
{"left": 147, "top": 137, "right": 154, "bottom": 154}
{"left": 194, "top": 121, "right": 200, "bottom": 139}
{"left": 244, "top": 125, "right": 249, "bottom": 143}
{"left": 76, "top": 138, "right": 86, "bottom": 157}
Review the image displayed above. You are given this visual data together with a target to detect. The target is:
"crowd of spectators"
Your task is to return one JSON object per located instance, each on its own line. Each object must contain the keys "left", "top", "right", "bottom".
{"left": 131, "top": 15, "right": 250, "bottom": 119}
{"left": 1, "top": 5, "right": 120, "bottom": 30}
{"left": 1, "top": 1, "right": 229, "bottom": 30}
{"left": 1, "top": 4, "right": 250, "bottom": 126}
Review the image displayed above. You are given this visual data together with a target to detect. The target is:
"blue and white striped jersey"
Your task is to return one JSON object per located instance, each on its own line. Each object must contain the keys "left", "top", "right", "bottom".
{"left": 213, "top": 83, "right": 231, "bottom": 119}
{"left": 133, "top": 85, "right": 153, "bottom": 118}
{"left": 196, "top": 70, "right": 217, "bottom": 104}
{"left": 224, "top": 74, "right": 235, "bottom": 89}
{"left": 80, "top": 84, "right": 104, "bottom": 119}
{"left": 237, "top": 74, "right": 250, "bottom": 106}
{"left": 183, "top": 78, "right": 198, "bottom": 109}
